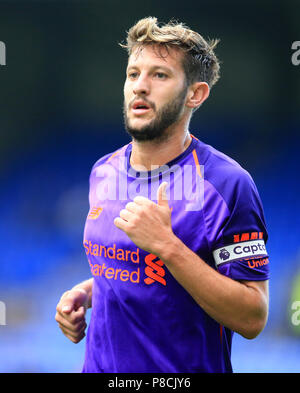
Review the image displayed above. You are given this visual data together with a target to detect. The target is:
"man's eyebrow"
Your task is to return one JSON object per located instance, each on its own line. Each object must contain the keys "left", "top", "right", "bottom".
{"left": 126, "top": 65, "right": 174, "bottom": 74}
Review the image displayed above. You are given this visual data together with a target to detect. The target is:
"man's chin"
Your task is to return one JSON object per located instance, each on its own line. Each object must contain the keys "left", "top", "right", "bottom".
{"left": 126, "top": 129, "right": 153, "bottom": 141}
{"left": 125, "top": 124, "right": 169, "bottom": 142}
{"left": 127, "top": 117, "right": 152, "bottom": 130}
{"left": 125, "top": 120, "right": 154, "bottom": 139}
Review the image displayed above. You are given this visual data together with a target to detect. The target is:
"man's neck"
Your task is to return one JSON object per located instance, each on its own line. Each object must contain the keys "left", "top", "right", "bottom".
{"left": 130, "top": 129, "right": 192, "bottom": 171}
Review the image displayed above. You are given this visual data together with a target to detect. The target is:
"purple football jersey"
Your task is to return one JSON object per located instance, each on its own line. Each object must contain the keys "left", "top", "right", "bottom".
{"left": 81, "top": 135, "right": 270, "bottom": 373}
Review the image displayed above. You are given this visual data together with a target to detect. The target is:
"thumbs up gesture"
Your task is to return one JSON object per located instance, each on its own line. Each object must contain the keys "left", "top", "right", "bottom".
{"left": 156, "top": 181, "right": 169, "bottom": 208}
{"left": 114, "top": 182, "right": 174, "bottom": 257}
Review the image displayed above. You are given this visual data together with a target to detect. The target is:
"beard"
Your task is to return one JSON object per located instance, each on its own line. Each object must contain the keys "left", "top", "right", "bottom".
{"left": 123, "top": 85, "right": 188, "bottom": 143}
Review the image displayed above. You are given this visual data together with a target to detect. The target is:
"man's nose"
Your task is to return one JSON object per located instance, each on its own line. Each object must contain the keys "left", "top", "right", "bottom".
{"left": 133, "top": 74, "right": 150, "bottom": 96}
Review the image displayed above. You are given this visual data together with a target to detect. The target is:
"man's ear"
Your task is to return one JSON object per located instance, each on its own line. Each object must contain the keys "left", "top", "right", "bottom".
{"left": 185, "top": 82, "right": 210, "bottom": 110}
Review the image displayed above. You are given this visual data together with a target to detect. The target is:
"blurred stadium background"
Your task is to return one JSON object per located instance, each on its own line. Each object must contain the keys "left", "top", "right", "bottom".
{"left": 0, "top": 0, "right": 299, "bottom": 373}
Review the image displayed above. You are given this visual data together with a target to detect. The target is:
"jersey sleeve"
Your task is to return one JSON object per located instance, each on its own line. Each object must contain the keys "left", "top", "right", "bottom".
{"left": 204, "top": 167, "right": 270, "bottom": 281}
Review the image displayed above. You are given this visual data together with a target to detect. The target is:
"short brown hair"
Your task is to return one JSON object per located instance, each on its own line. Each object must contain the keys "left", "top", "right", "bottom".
{"left": 120, "top": 16, "right": 220, "bottom": 89}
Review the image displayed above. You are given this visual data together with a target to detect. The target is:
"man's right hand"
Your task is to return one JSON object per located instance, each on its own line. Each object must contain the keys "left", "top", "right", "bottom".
{"left": 55, "top": 288, "right": 89, "bottom": 344}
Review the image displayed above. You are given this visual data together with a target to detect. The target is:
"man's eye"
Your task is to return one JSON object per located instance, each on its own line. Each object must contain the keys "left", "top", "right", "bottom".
{"left": 155, "top": 72, "right": 167, "bottom": 79}
{"left": 128, "top": 72, "right": 138, "bottom": 79}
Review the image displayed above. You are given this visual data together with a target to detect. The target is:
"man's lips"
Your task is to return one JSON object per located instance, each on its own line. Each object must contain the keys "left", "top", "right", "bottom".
{"left": 131, "top": 108, "right": 151, "bottom": 115}
{"left": 130, "top": 100, "right": 153, "bottom": 115}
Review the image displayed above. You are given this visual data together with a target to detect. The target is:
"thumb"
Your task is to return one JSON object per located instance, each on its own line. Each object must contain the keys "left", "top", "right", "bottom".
{"left": 61, "top": 289, "right": 87, "bottom": 313}
{"left": 62, "top": 301, "right": 75, "bottom": 314}
{"left": 157, "top": 182, "right": 169, "bottom": 207}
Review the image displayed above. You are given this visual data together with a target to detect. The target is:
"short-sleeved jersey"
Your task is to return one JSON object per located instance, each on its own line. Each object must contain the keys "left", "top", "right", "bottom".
{"left": 81, "top": 135, "right": 270, "bottom": 373}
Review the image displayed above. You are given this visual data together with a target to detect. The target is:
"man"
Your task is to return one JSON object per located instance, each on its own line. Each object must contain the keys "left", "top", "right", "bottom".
{"left": 55, "top": 17, "right": 270, "bottom": 373}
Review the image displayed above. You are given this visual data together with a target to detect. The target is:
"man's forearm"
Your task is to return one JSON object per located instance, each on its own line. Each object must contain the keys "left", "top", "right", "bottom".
{"left": 72, "top": 278, "right": 93, "bottom": 309}
{"left": 157, "top": 236, "right": 268, "bottom": 339}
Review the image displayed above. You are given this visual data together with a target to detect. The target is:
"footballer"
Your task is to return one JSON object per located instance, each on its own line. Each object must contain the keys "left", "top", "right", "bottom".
{"left": 55, "top": 17, "right": 270, "bottom": 373}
